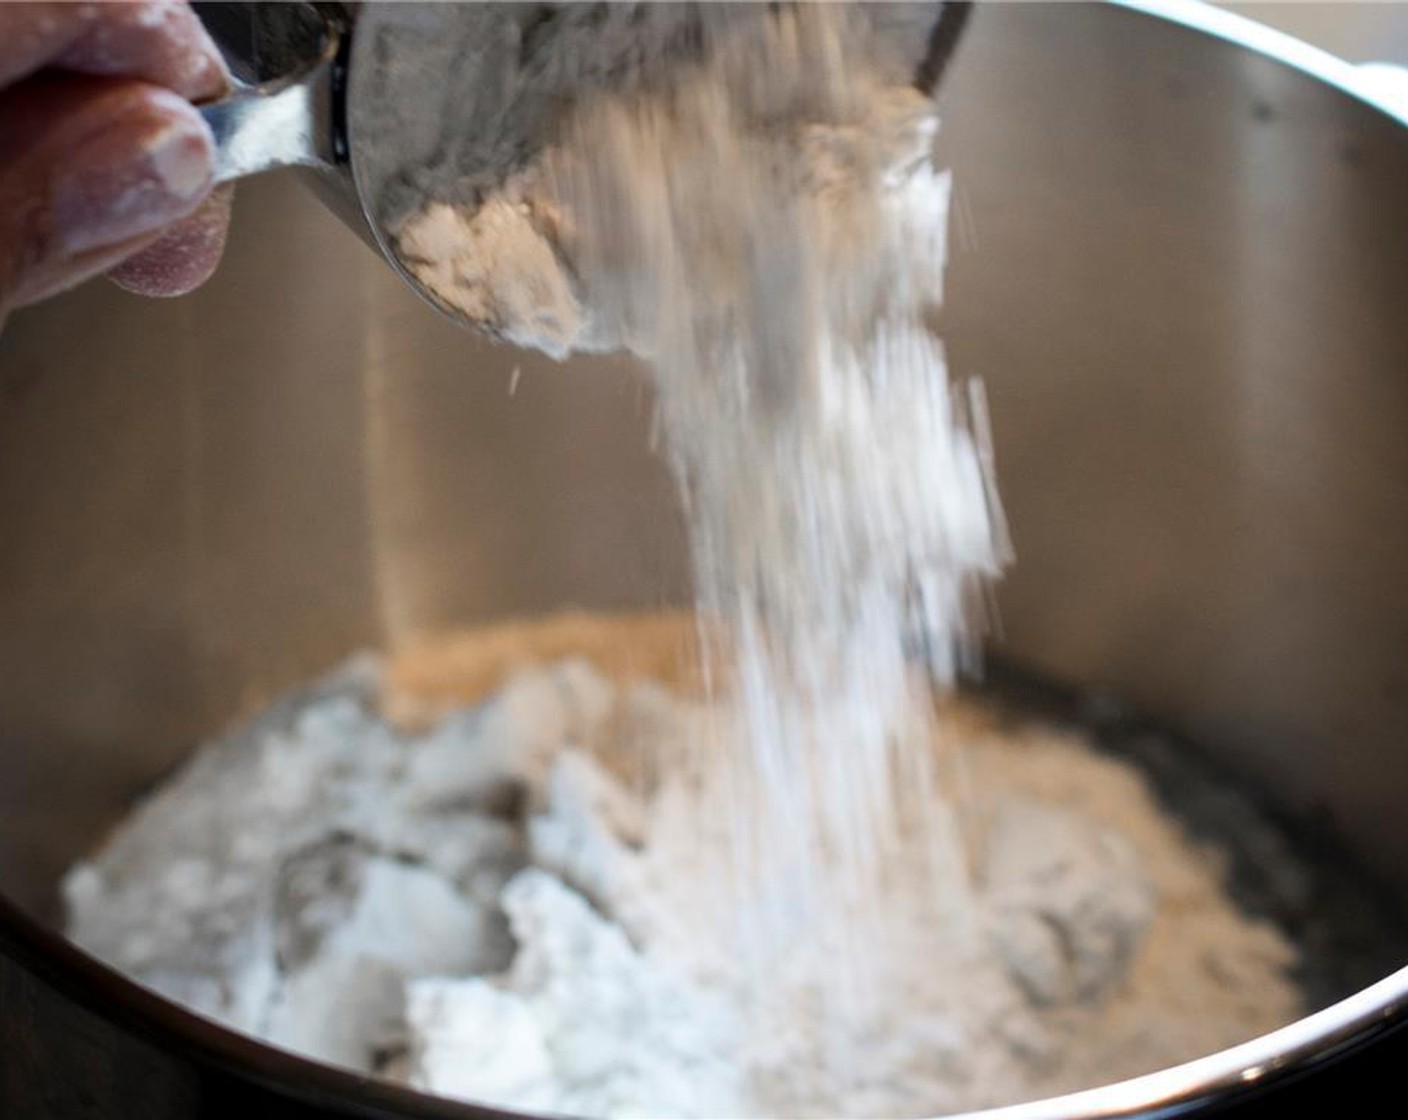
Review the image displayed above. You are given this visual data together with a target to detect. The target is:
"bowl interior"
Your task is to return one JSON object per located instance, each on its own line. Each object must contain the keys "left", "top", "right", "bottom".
{"left": 3, "top": 1, "right": 1408, "bottom": 1113}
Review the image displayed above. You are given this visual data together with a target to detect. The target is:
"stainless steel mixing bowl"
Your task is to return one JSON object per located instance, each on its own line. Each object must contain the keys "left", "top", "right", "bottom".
{"left": 3, "top": 2, "right": 1408, "bottom": 1117}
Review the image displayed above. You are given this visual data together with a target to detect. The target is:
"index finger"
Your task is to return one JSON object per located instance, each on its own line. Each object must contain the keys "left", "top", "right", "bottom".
{"left": 0, "top": 1, "right": 228, "bottom": 101}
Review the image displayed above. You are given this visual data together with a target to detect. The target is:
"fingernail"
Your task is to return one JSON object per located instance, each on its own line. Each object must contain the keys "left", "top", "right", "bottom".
{"left": 53, "top": 93, "right": 214, "bottom": 256}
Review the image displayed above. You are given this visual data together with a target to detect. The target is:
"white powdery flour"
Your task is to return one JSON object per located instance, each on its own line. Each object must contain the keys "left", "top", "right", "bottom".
{"left": 64, "top": 652, "right": 1302, "bottom": 1118}
{"left": 385, "top": 1, "right": 1008, "bottom": 967}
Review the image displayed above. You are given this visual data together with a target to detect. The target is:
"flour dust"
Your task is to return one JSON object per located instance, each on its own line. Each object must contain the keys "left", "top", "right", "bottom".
{"left": 390, "top": 1, "right": 1008, "bottom": 984}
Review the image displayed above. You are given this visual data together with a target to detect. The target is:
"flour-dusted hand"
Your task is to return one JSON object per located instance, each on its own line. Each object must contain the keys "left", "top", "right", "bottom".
{"left": 0, "top": 1, "right": 232, "bottom": 328}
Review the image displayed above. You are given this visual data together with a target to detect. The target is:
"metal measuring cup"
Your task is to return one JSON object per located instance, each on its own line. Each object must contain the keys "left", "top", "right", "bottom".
{"left": 197, "top": 1, "right": 972, "bottom": 331}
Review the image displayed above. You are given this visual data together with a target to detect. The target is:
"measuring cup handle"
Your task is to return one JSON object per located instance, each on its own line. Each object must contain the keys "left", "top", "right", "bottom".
{"left": 197, "top": 14, "right": 346, "bottom": 185}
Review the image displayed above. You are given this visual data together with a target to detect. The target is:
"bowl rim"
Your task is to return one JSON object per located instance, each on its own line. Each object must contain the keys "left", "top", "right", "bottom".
{"left": 5, "top": 1, "right": 1408, "bottom": 1118}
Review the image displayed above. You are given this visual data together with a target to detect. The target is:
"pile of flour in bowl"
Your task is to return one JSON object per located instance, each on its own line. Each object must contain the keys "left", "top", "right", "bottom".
{"left": 65, "top": 615, "right": 1304, "bottom": 1118}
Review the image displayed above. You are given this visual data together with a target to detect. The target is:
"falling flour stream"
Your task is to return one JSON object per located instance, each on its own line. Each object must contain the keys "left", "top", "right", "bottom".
{"left": 388, "top": 0, "right": 1007, "bottom": 965}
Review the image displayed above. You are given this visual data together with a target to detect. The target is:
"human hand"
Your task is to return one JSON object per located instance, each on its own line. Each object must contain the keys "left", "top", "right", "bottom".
{"left": 0, "top": 1, "right": 232, "bottom": 329}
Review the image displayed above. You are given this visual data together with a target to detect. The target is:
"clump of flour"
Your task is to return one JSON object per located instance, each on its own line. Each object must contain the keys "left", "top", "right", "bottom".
{"left": 383, "top": 1, "right": 1007, "bottom": 973}
{"left": 65, "top": 642, "right": 1304, "bottom": 1117}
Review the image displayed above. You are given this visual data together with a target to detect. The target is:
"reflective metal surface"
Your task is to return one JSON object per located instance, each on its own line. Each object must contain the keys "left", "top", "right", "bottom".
{"left": 195, "top": 2, "right": 971, "bottom": 334}
{"left": 200, "top": 30, "right": 341, "bottom": 186}
{"left": 3, "top": 2, "right": 1408, "bottom": 1117}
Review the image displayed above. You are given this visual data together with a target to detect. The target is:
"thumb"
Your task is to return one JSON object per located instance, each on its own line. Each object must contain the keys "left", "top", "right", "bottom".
{"left": 0, "top": 73, "right": 215, "bottom": 319}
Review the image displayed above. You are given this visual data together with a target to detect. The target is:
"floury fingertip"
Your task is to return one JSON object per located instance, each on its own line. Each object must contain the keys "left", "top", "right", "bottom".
{"left": 52, "top": 90, "right": 213, "bottom": 256}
